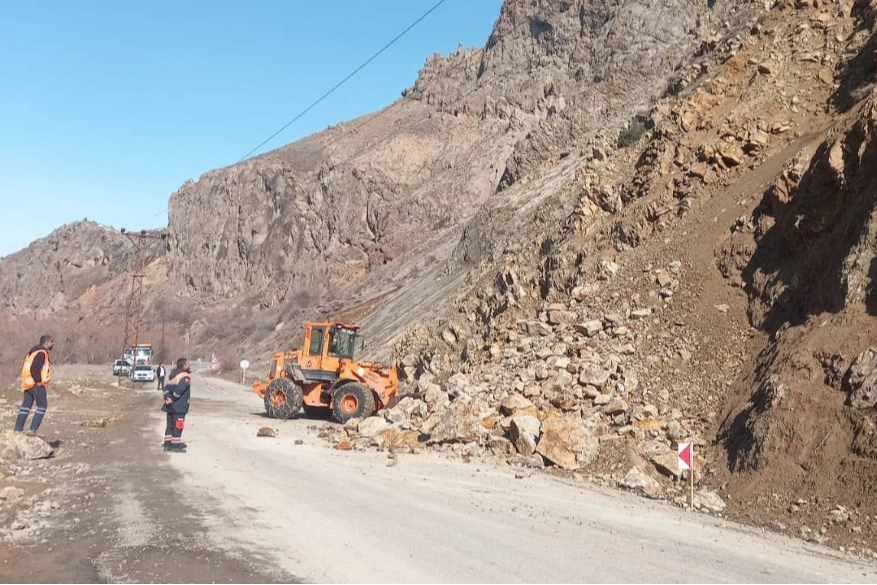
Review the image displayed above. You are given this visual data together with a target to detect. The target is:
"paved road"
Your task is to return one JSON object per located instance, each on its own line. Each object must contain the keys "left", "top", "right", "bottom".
{"left": 154, "top": 373, "right": 877, "bottom": 583}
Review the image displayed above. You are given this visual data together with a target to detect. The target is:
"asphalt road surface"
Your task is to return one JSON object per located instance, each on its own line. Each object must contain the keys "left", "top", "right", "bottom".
{"left": 154, "top": 373, "right": 877, "bottom": 583}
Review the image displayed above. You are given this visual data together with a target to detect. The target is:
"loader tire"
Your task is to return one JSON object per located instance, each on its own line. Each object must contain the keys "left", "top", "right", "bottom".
{"left": 331, "top": 383, "right": 375, "bottom": 423}
{"left": 264, "top": 378, "right": 303, "bottom": 419}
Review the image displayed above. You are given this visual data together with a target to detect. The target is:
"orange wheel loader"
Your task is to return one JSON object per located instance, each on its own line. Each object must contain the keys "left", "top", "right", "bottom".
{"left": 252, "top": 322, "right": 399, "bottom": 423}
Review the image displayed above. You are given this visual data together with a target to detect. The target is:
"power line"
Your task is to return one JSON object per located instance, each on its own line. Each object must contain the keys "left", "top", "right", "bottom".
{"left": 139, "top": 209, "right": 167, "bottom": 225}
{"left": 237, "top": 0, "right": 450, "bottom": 163}
{"left": 264, "top": 9, "right": 505, "bottom": 169}
{"left": 131, "top": 2, "right": 448, "bottom": 229}
{"left": 129, "top": 0, "right": 454, "bottom": 231}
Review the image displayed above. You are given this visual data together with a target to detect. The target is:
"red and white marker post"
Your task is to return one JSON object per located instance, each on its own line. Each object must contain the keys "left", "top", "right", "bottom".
{"left": 678, "top": 442, "right": 694, "bottom": 509}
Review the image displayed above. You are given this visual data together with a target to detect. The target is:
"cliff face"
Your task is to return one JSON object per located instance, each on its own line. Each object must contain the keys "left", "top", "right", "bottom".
{"left": 477, "top": 0, "right": 707, "bottom": 89}
{"left": 164, "top": 101, "right": 515, "bottom": 307}
{"left": 360, "top": 0, "right": 877, "bottom": 550}
{"left": 164, "top": 0, "right": 731, "bottom": 311}
{"left": 715, "top": 88, "right": 877, "bottom": 491}
{"left": 743, "top": 96, "right": 877, "bottom": 331}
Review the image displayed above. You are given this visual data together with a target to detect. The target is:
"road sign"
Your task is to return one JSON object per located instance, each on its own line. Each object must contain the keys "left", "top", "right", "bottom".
{"left": 240, "top": 359, "right": 250, "bottom": 383}
{"left": 678, "top": 442, "right": 692, "bottom": 470}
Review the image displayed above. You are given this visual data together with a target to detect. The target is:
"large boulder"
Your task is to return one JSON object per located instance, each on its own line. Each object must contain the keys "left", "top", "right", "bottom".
{"left": 0, "top": 431, "right": 54, "bottom": 460}
{"left": 535, "top": 417, "right": 599, "bottom": 470}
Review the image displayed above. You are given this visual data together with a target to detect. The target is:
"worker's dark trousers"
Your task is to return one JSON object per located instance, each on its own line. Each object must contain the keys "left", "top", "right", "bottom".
{"left": 157, "top": 377, "right": 165, "bottom": 390}
{"left": 15, "top": 385, "right": 48, "bottom": 433}
{"left": 164, "top": 413, "right": 185, "bottom": 446}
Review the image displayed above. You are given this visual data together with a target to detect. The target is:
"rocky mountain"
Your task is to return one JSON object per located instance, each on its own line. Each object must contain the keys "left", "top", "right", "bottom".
{"left": 3, "top": 0, "right": 877, "bottom": 552}
{"left": 0, "top": 221, "right": 164, "bottom": 318}
{"left": 2, "top": 0, "right": 734, "bottom": 320}
{"left": 163, "top": 0, "right": 733, "bottom": 312}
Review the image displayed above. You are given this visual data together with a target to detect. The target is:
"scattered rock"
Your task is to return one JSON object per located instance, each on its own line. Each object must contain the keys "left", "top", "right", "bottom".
{"left": 621, "top": 468, "right": 662, "bottom": 497}
{"left": 256, "top": 427, "right": 276, "bottom": 438}
{"left": 0, "top": 432, "right": 54, "bottom": 460}
{"left": 536, "top": 417, "right": 599, "bottom": 470}
{"left": 694, "top": 489, "right": 727, "bottom": 513}
{"left": 848, "top": 348, "right": 877, "bottom": 408}
{"left": 0, "top": 487, "right": 25, "bottom": 500}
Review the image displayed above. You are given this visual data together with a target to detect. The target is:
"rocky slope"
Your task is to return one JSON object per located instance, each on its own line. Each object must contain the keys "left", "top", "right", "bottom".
{"left": 3, "top": 0, "right": 877, "bottom": 552}
{"left": 163, "top": 0, "right": 734, "bottom": 314}
{"left": 341, "top": 0, "right": 877, "bottom": 554}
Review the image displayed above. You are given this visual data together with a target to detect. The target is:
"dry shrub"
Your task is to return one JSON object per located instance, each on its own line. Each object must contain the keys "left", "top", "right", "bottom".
{"left": 0, "top": 311, "right": 187, "bottom": 389}
{"left": 201, "top": 307, "right": 277, "bottom": 344}
{"left": 617, "top": 117, "right": 647, "bottom": 148}
{"left": 151, "top": 297, "right": 198, "bottom": 327}
{"left": 208, "top": 342, "right": 239, "bottom": 376}
{"left": 152, "top": 334, "right": 186, "bottom": 367}
{"left": 195, "top": 285, "right": 326, "bottom": 350}
{"left": 281, "top": 287, "right": 321, "bottom": 313}
{"left": 139, "top": 284, "right": 349, "bottom": 378}
{"left": 0, "top": 283, "right": 345, "bottom": 388}
{"left": 0, "top": 315, "right": 115, "bottom": 388}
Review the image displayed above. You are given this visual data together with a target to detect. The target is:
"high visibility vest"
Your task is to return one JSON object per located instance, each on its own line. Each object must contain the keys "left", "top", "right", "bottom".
{"left": 20, "top": 349, "right": 51, "bottom": 391}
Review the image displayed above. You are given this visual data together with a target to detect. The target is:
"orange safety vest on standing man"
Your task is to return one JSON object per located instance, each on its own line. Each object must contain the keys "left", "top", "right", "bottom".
{"left": 20, "top": 348, "right": 51, "bottom": 391}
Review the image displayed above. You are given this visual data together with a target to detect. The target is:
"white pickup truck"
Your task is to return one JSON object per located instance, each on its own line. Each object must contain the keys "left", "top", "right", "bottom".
{"left": 113, "top": 359, "right": 133, "bottom": 376}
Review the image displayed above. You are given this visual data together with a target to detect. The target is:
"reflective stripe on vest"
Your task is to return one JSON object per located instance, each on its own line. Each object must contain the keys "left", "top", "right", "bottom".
{"left": 20, "top": 349, "right": 51, "bottom": 391}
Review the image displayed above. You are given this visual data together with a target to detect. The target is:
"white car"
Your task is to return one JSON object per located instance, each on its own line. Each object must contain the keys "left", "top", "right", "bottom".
{"left": 131, "top": 365, "right": 156, "bottom": 383}
{"left": 113, "top": 359, "right": 133, "bottom": 376}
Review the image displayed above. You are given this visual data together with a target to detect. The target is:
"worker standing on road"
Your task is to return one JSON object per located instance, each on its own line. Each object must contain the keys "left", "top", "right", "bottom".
{"left": 15, "top": 335, "right": 54, "bottom": 436}
{"left": 162, "top": 357, "right": 191, "bottom": 453}
{"left": 156, "top": 362, "right": 166, "bottom": 391}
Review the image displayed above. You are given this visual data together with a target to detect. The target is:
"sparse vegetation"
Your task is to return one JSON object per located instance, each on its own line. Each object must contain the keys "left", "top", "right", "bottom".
{"left": 150, "top": 297, "right": 197, "bottom": 327}
{"left": 0, "top": 315, "right": 160, "bottom": 388}
{"left": 617, "top": 117, "right": 647, "bottom": 148}
{"left": 0, "top": 306, "right": 194, "bottom": 388}
{"left": 201, "top": 306, "right": 276, "bottom": 344}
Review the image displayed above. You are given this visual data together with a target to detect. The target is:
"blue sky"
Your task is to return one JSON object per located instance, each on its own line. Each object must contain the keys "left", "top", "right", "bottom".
{"left": 0, "top": 0, "right": 503, "bottom": 258}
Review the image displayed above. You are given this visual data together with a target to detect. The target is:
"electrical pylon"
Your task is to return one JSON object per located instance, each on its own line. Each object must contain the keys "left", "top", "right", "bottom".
{"left": 119, "top": 228, "right": 167, "bottom": 382}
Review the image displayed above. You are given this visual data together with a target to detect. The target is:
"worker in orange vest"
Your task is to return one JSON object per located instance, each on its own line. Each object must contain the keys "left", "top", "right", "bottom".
{"left": 15, "top": 335, "right": 54, "bottom": 435}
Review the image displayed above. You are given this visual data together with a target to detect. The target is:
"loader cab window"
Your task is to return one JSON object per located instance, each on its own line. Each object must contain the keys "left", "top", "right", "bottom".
{"left": 268, "top": 359, "right": 278, "bottom": 379}
{"left": 328, "top": 326, "right": 356, "bottom": 359}
{"left": 308, "top": 327, "right": 325, "bottom": 356}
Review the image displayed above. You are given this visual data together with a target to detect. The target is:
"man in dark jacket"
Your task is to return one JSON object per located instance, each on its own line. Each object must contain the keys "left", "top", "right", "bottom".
{"left": 156, "top": 362, "right": 166, "bottom": 391}
{"left": 162, "top": 357, "right": 191, "bottom": 453}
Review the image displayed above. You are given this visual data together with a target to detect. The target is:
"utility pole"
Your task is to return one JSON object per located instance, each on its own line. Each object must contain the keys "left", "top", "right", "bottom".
{"left": 119, "top": 228, "right": 167, "bottom": 383}
{"left": 160, "top": 321, "right": 166, "bottom": 363}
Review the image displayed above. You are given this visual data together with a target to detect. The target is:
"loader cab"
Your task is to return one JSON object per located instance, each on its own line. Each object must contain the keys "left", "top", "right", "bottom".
{"left": 301, "top": 322, "right": 358, "bottom": 373}
{"left": 327, "top": 325, "right": 356, "bottom": 360}
{"left": 306, "top": 326, "right": 326, "bottom": 357}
